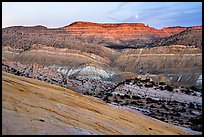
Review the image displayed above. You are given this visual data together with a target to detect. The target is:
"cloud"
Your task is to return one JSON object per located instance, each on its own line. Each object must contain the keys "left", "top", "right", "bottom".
{"left": 106, "top": 2, "right": 129, "bottom": 15}
{"left": 107, "top": 15, "right": 140, "bottom": 23}
{"left": 105, "top": 2, "right": 202, "bottom": 28}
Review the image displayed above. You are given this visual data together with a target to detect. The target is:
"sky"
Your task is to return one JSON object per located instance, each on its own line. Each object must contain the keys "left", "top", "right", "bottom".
{"left": 2, "top": 2, "right": 202, "bottom": 29}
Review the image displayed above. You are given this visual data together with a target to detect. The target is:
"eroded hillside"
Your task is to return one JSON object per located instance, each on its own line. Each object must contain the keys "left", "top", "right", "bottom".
{"left": 116, "top": 45, "right": 202, "bottom": 87}
{"left": 2, "top": 44, "right": 202, "bottom": 88}
{"left": 149, "top": 27, "right": 202, "bottom": 48}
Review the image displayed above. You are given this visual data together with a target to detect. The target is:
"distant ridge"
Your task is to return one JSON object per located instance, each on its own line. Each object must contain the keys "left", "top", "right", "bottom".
{"left": 2, "top": 21, "right": 202, "bottom": 49}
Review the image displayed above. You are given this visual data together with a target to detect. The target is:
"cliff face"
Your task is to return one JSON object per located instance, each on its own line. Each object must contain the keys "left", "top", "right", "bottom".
{"left": 160, "top": 27, "right": 187, "bottom": 36}
{"left": 63, "top": 21, "right": 197, "bottom": 45}
{"left": 64, "top": 22, "right": 161, "bottom": 39}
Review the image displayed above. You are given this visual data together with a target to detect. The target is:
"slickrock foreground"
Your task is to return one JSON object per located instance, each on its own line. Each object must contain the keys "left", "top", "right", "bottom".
{"left": 2, "top": 72, "right": 201, "bottom": 135}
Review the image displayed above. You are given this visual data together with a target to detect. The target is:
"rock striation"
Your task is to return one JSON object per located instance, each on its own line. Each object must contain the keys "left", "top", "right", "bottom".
{"left": 64, "top": 21, "right": 197, "bottom": 46}
{"left": 2, "top": 21, "right": 202, "bottom": 50}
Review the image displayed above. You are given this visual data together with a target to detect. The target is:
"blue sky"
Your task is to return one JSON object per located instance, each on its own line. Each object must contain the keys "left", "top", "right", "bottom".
{"left": 2, "top": 2, "right": 202, "bottom": 29}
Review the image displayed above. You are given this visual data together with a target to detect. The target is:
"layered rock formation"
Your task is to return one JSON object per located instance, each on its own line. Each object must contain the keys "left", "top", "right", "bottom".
{"left": 115, "top": 45, "right": 202, "bottom": 87}
{"left": 2, "top": 43, "right": 202, "bottom": 88}
{"left": 64, "top": 21, "right": 199, "bottom": 46}
{"left": 2, "top": 21, "right": 202, "bottom": 50}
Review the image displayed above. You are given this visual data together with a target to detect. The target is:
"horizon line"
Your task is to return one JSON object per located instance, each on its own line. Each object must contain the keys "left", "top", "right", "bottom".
{"left": 2, "top": 21, "right": 202, "bottom": 30}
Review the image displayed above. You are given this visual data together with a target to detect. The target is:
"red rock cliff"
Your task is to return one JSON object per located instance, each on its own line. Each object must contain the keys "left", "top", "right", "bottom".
{"left": 63, "top": 21, "right": 201, "bottom": 43}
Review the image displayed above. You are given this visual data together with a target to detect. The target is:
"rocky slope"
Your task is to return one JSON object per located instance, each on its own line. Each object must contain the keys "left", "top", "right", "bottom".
{"left": 2, "top": 43, "right": 202, "bottom": 88}
{"left": 2, "top": 60, "right": 202, "bottom": 132}
{"left": 2, "top": 72, "right": 201, "bottom": 135}
{"left": 104, "top": 77, "right": 202, "bottom": 132}
{"left": 149, "top": 27, "right": 202, "bottom": 48}
{"left": 116, "top": 45, "right": 202, "bottom": 87}
{"left": 2, "top": 58, "right": 116, "bottom": 95}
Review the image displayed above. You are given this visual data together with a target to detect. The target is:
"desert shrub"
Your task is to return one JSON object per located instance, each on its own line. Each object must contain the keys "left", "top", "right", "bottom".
{"left": 124, "top": 94, "right": 131, "bottom": 99}
{"left": 159, "top": 82, "right": 166, "bottom": 85}
{"left": 165, "top": 85, "right": 173, "bottom": 92}
{"left": 130, "top": 101, "right": 138, "bottom": 105}
{"left": 105, "top": 92, "right": 113, "bottom": 96}
{"left": 190, "top": 86, "right": 200, "bottom": 92}
{"left": 132, "top": 95, "right": 141, "bottom": 100}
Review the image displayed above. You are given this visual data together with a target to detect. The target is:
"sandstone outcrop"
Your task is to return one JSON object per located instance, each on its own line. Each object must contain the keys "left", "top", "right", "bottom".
{"left": 2, "top": 72, "right": 201, "bottom": 135}
{"left": 64, "top": 21, "right": 200, "bottom": 47}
